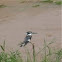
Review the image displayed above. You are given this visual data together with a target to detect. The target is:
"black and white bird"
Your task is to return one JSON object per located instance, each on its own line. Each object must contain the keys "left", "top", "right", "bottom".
{"left": 20, "top": 31, "right": 37, "bottom": 47}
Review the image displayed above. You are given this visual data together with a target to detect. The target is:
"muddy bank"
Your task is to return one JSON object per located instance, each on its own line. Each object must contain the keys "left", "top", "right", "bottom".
{"left": 0, "top": 1, "right": 61, "bottom": 53}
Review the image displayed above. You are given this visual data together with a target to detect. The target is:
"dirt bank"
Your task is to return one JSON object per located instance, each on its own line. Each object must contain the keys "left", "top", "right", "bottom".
{"left": 0, "top": 1, "right": 61, "bottom": 54}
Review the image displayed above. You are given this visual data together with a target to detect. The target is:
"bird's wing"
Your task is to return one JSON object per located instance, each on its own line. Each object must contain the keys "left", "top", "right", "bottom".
{"left": 24, "top": 36, "right": 32, "bottom": 42}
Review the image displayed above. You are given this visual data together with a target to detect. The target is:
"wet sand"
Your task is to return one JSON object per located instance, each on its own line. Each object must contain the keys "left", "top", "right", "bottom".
{"left": 0, "top": 0, "right": 61, "bottom": 54}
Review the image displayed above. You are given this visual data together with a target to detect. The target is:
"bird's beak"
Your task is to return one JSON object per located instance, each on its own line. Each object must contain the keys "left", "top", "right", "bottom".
{"left": 32, "top": 32, "right": 37, "bottom": 34}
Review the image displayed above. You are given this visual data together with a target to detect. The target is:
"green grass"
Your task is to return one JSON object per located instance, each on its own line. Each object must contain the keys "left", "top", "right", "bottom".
{"left": 55, "top": 49, "right": 62, "bottom": 62}
{"left": 0, "top": 40, "right": 62, "bottom": 62}
{"left": 55, "top": 1, "right": 62, "bottom": 5}
{"left": 39, "top": 0, "right": 53, "bottom": 3}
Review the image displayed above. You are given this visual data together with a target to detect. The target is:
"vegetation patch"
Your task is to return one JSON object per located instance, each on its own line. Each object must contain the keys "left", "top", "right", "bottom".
{"left": 39, "top": 0, "right": 53, "bottom": 3}
{"left": 0, "top": 40, "right": 62, "bottom": 62}
{"left": 55, "top": 1, "right": 62, "bottom": 5}
{"left": 0, "top": 4, "right": 6, "bottom": 8}
{"left": 32, "top": 4, "right": 40, "bottom": 7}
{"left": 20, "top": 1, "right": 32, "bottom": 3}
{"left": 20, "top": 1, "right": 26, "bottom": 3}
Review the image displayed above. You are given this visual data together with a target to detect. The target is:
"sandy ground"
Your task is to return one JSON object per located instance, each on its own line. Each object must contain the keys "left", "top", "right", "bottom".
{"left": 0, "top": 0, "right": 61, "bottom": 56}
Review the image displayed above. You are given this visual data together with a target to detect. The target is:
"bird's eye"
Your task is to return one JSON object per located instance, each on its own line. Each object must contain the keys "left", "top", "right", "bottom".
{"left": 28, "top": 33, "right": 30, "bottom": 34}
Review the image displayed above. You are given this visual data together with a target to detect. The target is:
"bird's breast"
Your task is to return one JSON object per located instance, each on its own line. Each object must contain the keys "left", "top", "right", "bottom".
{"left": 27, "top": 39, "right": 31, "bottom": 42}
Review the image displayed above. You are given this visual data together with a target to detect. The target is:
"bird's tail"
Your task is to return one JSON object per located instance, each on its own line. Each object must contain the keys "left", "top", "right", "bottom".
{"left": 19, "top": 42, "right": 25, "bottom": 47}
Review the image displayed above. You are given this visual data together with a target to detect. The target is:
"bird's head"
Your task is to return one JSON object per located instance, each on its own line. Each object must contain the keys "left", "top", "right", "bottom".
{"left": 26, "top": 31, "right": 37, "bottom": 36}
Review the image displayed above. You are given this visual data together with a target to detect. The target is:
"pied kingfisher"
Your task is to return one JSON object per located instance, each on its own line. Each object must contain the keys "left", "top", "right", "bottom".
{"left": 20, "top": 31, "right": 37, "bottom": 47}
